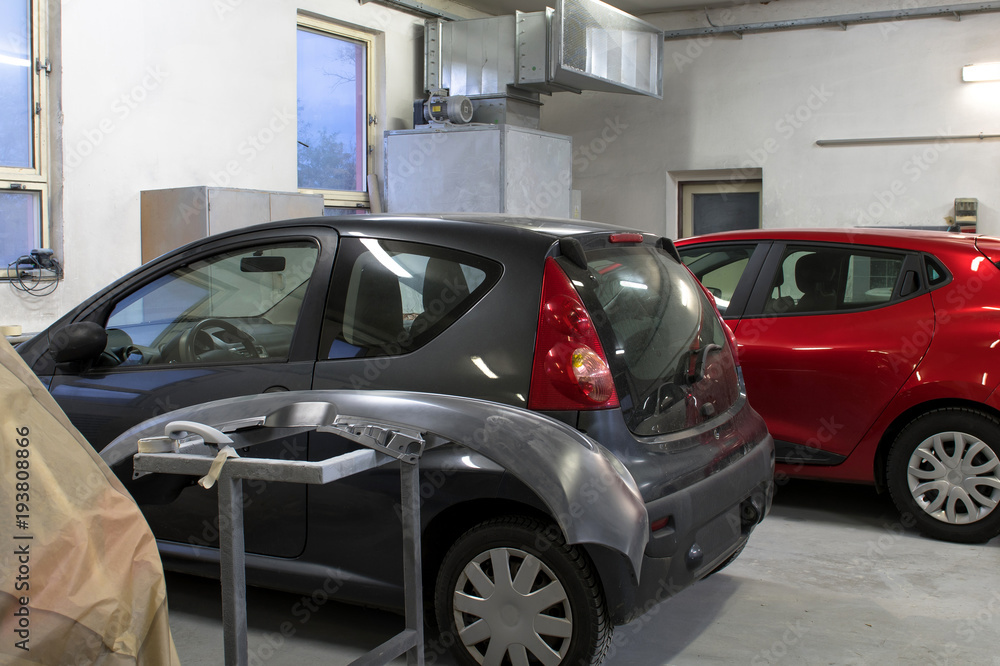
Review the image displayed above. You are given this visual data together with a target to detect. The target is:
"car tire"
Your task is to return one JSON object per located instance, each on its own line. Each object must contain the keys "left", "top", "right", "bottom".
{"left": 434, "top": 515, "right": 612, "bottom": 666}
{"left": 886, "top": 408, "right": 1000, "bottom": 544}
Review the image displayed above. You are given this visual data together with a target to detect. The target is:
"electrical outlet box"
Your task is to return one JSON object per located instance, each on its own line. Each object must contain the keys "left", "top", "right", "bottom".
{"left": 955, "top": 198, "right": 978, "bottom": 224}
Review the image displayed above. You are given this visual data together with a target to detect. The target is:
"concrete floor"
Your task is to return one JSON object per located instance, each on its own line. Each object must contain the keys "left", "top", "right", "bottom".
{"left": 166, "top": 479, "right": 1000, "bottom": 665}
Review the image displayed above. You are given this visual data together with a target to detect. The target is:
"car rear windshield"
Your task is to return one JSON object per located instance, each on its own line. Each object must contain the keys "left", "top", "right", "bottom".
{"left": 575, "top": 245, "right": 740, "bottom": 436}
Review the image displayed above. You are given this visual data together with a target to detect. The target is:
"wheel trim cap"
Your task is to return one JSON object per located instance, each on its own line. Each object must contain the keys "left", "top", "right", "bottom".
{"left": 907, "top": 431, "right": 1000, "bottom": 525}
{"left": 453, "top": 547, "right": 573, "bottom": 666}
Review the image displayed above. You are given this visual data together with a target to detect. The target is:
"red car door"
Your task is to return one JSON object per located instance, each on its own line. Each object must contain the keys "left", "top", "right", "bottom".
{"left": 733, "top": 242, "right": 934, "bottom": 468}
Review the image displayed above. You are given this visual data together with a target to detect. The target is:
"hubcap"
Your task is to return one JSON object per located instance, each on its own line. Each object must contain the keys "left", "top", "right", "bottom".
{"left": 907, "top": 431, "right": 1000, "bottom": 525}
{"left": 452, "top": 547, "right": 573, "bottom": 666}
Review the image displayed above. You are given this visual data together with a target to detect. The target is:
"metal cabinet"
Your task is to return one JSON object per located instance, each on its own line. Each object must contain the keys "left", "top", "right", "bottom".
{"left": 140, "top": 187, "right": 323, "bottom": 263}
{"left": 384, "top": 125, "right": 572, "bottom": 218}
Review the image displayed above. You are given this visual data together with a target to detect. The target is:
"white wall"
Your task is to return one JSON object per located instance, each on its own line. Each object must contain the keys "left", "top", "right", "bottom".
{"left": 540, "top": 9, "right": 1000, "bottom": 238}
{"left": 7, "top": 0, "right": 486, "bottom": 333}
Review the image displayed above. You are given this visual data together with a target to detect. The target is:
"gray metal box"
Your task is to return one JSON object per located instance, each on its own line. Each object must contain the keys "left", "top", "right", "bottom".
{"left": 384, "top": 125, "right": 572, "bottom": 218}
{"left": 140, "top": 187, "right": 323, "bottom": 263}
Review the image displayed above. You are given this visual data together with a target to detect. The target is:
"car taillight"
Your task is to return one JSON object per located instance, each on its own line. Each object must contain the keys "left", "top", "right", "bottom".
{"left": 528, "top": 258, "right": 619, "bottom": 410}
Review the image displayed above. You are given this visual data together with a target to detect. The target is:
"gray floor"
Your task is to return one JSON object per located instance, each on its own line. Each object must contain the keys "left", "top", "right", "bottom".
{"left": 167, "top": 479, "right": 1000, "bottom": 665}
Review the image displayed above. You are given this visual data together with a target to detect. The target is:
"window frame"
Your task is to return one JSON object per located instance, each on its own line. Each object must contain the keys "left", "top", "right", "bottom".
{"left": 1, "top": 0, "right": 49, "bottom": 277}
{"left": 295, "top": 14, "right": 377, "bottom": 211}
{"left": 677, "top": 241, "right": 770, "bottom": 320}
{"left": 679, "top": 180, "right": 762, "bottom": 239}
{"left": 319, "top": 236, "right": 503, "bottom": 359}
{"left": 98, "top": 239, "right": 322, "bottom": 370}
{"left": 744, "top": 241, "right": 922, "bottom": 318}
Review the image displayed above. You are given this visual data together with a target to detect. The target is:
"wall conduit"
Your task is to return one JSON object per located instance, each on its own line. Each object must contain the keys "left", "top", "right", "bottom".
{"left": 663, "top": 2, "right": 1000, "bottom": 39}
{"left": 816, "top": 133, "right": 1000, "bottom": 147}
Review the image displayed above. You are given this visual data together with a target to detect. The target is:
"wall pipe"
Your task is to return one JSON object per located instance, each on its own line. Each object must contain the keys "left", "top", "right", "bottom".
{"left": 663, "top": 2, "right": 1000, "bottom": 39}
{"left": 359, "top": 0, "right": 465, "bottom": 22}
{"left": 816, "top": 133, "right": 1000, "bottom": 146}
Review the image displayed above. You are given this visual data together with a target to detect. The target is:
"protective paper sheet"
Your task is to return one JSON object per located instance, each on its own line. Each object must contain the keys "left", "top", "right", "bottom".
{"left": 0, "top": 338, "right": 179, "bottom": 665}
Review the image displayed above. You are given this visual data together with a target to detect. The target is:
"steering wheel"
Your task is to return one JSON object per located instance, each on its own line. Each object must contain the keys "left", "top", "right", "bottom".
{"left": 177, "top": 318, "right": 261, "bottom": 363}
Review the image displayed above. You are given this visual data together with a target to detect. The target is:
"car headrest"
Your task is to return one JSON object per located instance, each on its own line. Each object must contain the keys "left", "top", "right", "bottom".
{"left": 423, "top": 258, "right": 470, "bottom": 311}
{"left": 795, "top": 253, "right": 837, "bottom": 291}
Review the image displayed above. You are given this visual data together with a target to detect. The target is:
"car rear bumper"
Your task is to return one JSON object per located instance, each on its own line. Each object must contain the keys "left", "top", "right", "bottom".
{"left": 593, "top": 430, "right": 774, "bottom": 625}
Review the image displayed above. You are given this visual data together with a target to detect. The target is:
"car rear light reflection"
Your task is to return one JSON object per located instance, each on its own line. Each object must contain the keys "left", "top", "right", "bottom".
{"left": 609, "top": 233, "right": 644, "bottom": 244}
{"left": 723, "top": 321, "right": 741, "bottom": 367}
{"left": 529, "top": 258, "right": 619, "bottom": 411}
{"left": 650, "top": 516, "right": 671, "bottom": 533}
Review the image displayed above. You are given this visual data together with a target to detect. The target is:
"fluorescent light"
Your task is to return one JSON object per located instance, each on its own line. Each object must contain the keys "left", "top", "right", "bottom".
{"left": 0, "top": 54, "right": 31, "bottom": 68}
{"left": 361, "top": 238, "right": 411, "bottom": 278}
{"left": 963, "top": 63, "right": 1000, "bottom": 82}
{"left": 619, "top": 280, "right": 648, "bottom": 290}
{"left": 471, "top": 355, "right": 498, "bottom": 379}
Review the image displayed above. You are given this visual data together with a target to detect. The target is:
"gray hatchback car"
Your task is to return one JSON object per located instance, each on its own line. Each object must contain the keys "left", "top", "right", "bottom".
{"left": 18, "top": 214, "right": 774, "bottom": 665}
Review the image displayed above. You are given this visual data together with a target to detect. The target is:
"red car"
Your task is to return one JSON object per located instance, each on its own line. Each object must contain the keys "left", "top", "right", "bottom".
{"left": 676, "top": 228, "right": 1000, "bottom": 543}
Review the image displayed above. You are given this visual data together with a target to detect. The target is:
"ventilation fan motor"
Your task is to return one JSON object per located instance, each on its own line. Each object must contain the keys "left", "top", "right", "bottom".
{"left": 423, "top": 92, "right": 474, "bottom": 124}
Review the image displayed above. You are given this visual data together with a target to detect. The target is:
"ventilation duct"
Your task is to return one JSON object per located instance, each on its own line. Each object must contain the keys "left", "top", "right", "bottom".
{"left": 421, "top": 0, "right": 663, "bottom": 127}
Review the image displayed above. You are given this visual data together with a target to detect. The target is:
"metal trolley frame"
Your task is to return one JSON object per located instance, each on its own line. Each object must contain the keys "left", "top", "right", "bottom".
{"left": 133, "top": 414, "right": 431, "bottom": 666}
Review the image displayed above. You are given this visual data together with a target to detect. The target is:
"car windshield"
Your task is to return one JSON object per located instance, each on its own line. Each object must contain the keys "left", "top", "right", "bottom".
{"left": 579, "top": 245, "right": 740, "bottom": 436}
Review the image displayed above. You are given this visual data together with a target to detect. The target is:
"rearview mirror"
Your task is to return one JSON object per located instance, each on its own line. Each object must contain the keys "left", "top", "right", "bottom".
{"left": 241, "top": 256, "right": 285, "bottom": 273}
{"left": 50, "top": 322, "right": 108, "bottom": 363}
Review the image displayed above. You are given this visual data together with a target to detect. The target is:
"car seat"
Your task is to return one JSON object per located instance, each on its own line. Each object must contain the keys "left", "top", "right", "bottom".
{"left": 343, "top": 257, "right": 405, "bottom": 349}
{"left": 764, "top": 270, "right": 795, "bottom": 315}
{"left": 410, "top": 258, "right": 470, "bottom": 338}
{"left": 794, "top": 252, "right": 839, "bottom": 312}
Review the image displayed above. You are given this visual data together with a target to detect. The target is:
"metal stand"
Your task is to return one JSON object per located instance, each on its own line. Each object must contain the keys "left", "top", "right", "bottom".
{"left": 134, "top": 421, "right": 428, "bottom": 666}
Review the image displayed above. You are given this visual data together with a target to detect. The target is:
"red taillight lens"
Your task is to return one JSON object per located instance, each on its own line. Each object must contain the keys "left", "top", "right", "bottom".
{"left": 529, "top": 258, "right": 619, "bottom": 410}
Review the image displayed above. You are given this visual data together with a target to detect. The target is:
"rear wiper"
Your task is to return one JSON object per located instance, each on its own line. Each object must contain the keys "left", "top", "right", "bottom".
{"left": 687, "top": 344, "right": 722, "bottom": 383}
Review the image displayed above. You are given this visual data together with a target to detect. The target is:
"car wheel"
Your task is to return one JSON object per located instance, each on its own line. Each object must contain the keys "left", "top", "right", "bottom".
{"left": 434, "top": 516, "right": 612, "bottom": 666}
{"left": 886, "top": 408, "right": 1000, "bottom": 543}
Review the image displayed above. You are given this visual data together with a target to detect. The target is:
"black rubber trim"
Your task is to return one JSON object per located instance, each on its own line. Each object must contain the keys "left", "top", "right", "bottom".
{"left": 774, "top": 439, "right": 847, "bottom": 466}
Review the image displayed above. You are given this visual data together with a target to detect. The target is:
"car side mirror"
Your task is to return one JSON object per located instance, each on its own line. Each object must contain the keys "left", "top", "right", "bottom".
{"left": 50, "top": 322, "right": 108, "bottom": 363}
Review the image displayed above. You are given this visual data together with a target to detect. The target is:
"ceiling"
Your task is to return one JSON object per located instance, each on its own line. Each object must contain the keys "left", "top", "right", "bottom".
{"left": 453, "top": 0, "right": 766, "bottom": 17}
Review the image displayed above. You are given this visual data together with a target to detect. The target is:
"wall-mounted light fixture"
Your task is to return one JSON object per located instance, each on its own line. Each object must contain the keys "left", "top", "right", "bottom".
{"left": 962, "top": 63, "right": 1000, "bottom": 82}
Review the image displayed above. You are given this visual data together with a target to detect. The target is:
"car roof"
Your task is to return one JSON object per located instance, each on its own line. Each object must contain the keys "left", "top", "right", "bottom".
{"left": 240, "top": 213, "right": 640, "bottom": 241}
{"left": 674, "top": 227, "right": 988, "bottom": 253}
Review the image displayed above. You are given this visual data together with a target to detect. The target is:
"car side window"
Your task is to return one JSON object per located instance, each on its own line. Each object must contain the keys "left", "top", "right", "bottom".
{"left": 679, "top": 245, "right": 755, "bottom": 315}
{"left": 322, "top": 238, "right": 501, "bottom": 359}
{"left": 766, "top": 245, "right": 905, "bottom": 315}
{"left": 925, "top": 256, "right": 949, "bottom": 286}
{"left": 101, "top": 242, "right": 319, "bottom": 367}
